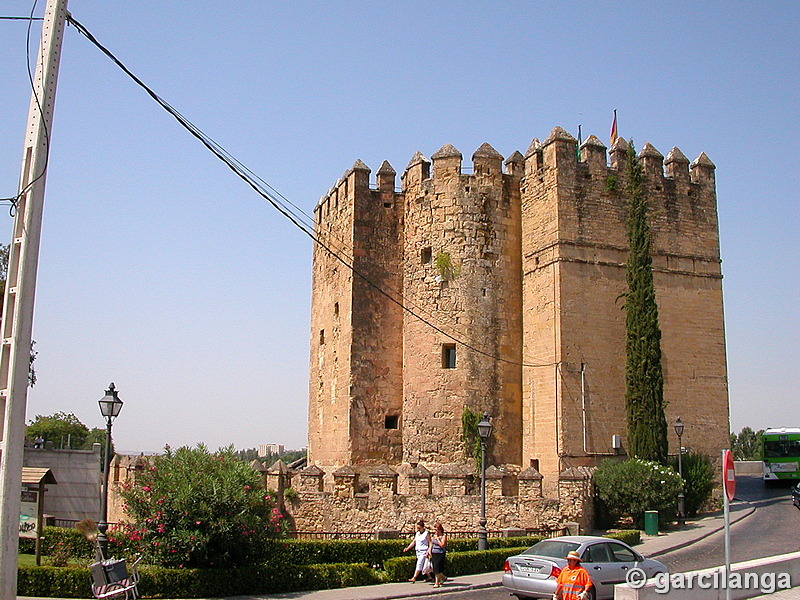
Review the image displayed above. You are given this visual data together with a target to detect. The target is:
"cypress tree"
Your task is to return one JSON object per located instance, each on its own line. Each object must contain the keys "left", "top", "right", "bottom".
{"left": 623, "top": 142, "right": 668, "bottom": 464}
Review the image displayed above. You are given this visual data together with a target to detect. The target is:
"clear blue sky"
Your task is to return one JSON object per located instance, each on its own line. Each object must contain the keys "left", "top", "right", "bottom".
{"left": 1, "top": 1, "right": 797, "bottom": 454}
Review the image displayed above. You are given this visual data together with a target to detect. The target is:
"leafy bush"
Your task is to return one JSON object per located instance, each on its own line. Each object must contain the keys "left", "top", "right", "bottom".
{"left": 18, "top": 539, "right": 538, "bottom": 598}
{"left": 16, "top": 535, "right": 546, "bottom": 597}
{"left": 672, "top": 451, "right": 715, "bottom": 517}
{"left": 117, "top": 444, "right": 286, "bottom": 568}
{"left": 261, "top": 535, "right": 542, "bottom": 567}
{"left": 17, "top": 566, "right": 89, "bottom": 598}
{"left": 18, "top": 562, "right": 382, "bottom": 599}
{"left": 383, "top": 546, "right": 527, "bottom": 581}
{"left": 594, "top": 458, "right": 683, "bottom": 528}
{"left": 604, "top": 530, "right": 641, "bottom": 546}
{"left": 19, "top": 526, "right": 95, "bottom": 559}
{"left": 263, "top": 539, "right": 405, "bottom": 567}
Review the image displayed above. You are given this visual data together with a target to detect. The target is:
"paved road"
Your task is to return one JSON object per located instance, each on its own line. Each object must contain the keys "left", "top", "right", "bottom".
{"left": 391, "top": 475, "right": 799, "bottom": 599}
{"left": 657, "top": 475, "right": 798, "bottom": 573}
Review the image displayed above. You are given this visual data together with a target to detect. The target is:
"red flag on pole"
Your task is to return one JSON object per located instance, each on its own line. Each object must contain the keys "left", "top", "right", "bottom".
{"left": 610, "top": 109, "right": 618, "bottom": 146}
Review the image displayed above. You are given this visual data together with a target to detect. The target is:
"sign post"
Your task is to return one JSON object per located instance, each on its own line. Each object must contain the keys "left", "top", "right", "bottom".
{"left": 722, "top": 449, "right": 735, "bottom": 600}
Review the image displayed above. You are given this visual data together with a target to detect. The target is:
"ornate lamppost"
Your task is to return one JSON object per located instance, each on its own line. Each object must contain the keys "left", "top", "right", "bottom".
{"left": 674, "top": 417, "right": 685, "bottom": 526}
{"left": 97, "top": 383, "right": 123, "bottom": 560}
{"left": 477, "top": 412, "right": 493, "bottom": 551}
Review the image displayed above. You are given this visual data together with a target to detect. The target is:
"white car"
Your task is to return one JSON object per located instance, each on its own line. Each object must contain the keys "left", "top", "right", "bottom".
{"left": 503, "top": 535, "right": 668, "bottom": 599}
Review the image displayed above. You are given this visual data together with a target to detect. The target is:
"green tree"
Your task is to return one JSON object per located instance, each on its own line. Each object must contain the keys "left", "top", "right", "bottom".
{"left": 235, "top": 447, "right": 307, "bottom": 465}
{"left": 594, "top": 458, "right": 683, "bottom": 527}
{"left": 730, "top": 427, "right": 764, "bottom": 460}
{"left": 674, "top": 451, "right": 715, "bottom": 517}
{"left": 27, "top": 412, "right": 90, "bottom": 449}
{"left": 623, "top": 143, "right": 668, "bottom": 464}
{"left": 118, "top": 444, "right": 285, "bottom": 568}
{"left": 461, "top": 406, "right": 482, "bottom": 475}
{"left": 85, "top": 426, "right": 116, "bottom": 469}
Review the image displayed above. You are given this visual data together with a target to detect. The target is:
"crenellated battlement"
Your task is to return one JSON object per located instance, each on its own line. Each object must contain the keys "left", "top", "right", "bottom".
{"left": 258, "top": 460, "right": 593, "bottom": 533}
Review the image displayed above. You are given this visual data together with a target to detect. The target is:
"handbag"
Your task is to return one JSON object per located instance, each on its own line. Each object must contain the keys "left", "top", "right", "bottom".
{"left": 422, "top": 556, "right": 433, "bottom": 575}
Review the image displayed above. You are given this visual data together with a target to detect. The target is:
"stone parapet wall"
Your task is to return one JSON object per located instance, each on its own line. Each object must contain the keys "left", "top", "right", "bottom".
{"left": 280, "top": 462, "right": 592, "bottom": 533}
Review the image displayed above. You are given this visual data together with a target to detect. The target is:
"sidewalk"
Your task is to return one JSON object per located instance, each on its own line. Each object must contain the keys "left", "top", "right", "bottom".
{"left": 636, "top": 496, "right": 754, "bottom": 558}
{"left": 22, "top": 499, "right": 798, "bottom": 600}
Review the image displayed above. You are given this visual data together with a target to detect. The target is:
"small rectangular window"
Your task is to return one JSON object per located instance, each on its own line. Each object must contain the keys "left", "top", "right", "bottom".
{"left": 421, "top": 247, "right": 432, "bottom": 264}
{"left": 319, "top": 329, "right": 325, "bottom": 345}
{"left": 442, "top": 344, "right": 456, "bottom": 369}
{"left": 384, "top": 415, "right": 399, "bottom": 429}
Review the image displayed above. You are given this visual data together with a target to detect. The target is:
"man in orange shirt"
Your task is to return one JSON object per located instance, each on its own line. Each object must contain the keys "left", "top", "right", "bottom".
{"left": 554, "top": 550, "right": 593, "bottom": 600}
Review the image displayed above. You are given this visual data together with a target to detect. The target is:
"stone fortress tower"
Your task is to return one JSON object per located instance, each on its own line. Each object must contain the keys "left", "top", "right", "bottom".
{"left": 308, "top": 126, "right": 729, "bottom": 489}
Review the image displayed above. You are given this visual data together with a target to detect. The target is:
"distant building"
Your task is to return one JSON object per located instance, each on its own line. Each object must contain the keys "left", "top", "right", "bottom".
{"left": 258, "top": 444, "right": 284, "bottom": 457}
{"left": 23, "top": 444, "right": 102, "bottom": 522}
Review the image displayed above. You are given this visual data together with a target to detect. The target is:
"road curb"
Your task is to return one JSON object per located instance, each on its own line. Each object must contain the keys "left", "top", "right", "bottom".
{"left": 343, "top": 581, "right": 500, "bottom": 600}
{"left": 647, "top": 501, "right": 756, "bottom": 558}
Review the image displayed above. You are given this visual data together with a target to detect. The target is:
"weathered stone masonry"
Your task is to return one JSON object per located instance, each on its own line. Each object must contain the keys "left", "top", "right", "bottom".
{"left": 306, "top": 127, "right": 729, "bottom": 530}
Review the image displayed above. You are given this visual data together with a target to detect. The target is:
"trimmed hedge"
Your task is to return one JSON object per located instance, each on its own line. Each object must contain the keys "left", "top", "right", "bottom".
{"left": 22, "top": 528, "right": 544, "bottom": 564}
{"left": 18, "top": 562, "right": 382, "bottom": 599}
{"left": 19, "top": 527, "right": 95, "bottom": 559}
{"left": 383, "top": 546, "right": 528, "bottom": 582}
{"left": 258, "top": 535, "right": 542, "bottom": 568}
{"left": 604, "top": 530, "right": 641, "bottom": 547}
{"left": 18, "top": 566, "right": 89, "bottom": 598}
{"left": 17, "top": 534, "right": 544, "bottom": 598}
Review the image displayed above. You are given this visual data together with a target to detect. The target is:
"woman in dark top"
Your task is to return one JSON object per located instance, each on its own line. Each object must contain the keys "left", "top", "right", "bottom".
{"left": 428, "top": 522, "right": 448, "bottom": 587}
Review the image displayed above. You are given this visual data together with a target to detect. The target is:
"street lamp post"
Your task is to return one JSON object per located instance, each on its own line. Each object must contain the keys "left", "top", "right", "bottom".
{"left": 674, "top": 417, "right": 685, "bottom": 526}
{"left": 477, "top": 412, "right": 493, "bottom": 551}
{"left": 97, "top": 383, "right": 123, "bottom": 560}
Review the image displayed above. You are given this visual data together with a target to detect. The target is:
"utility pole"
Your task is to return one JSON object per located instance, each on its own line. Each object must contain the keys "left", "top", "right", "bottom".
{"left": 0, "top": 1, "right": 68, "bottom": 597}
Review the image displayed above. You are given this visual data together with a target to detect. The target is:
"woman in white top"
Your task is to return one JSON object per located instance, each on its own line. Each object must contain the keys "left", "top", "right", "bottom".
{"left": 403, "top": 519, "right": 430, "bottom": 582}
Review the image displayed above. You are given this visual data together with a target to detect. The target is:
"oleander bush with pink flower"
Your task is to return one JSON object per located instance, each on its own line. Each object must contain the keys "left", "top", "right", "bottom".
{"left": 117, "top": 444, "right": 287, "bottom": 568}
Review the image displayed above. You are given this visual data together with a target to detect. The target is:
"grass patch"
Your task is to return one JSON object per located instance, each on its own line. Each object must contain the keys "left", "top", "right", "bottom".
{"left": 18, "top": 553, "right": 84, "bottom": 568}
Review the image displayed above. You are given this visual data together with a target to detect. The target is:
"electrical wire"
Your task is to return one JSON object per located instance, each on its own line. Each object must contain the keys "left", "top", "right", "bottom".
{"left": 1, "top": 0, "right": 52, "bottom": 217}
{"left": 66, "top": 13, "right": 557, "bottom": 369}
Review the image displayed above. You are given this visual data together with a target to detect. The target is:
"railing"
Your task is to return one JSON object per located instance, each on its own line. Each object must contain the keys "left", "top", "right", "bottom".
{"left": 289, "top": 531, "right": 375, "bottom": 540}
{"left": 47, "top": 518, "right": 118, "bottom": 529}
{"left": 288, "top": 526, "right": 569, "bottom": 541}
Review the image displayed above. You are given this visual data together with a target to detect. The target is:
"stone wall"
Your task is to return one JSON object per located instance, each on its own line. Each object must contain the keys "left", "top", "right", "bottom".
{"left": 400, "top": 143, "right": 523, "bottom": 466}
{"left": 275, "top": 461, "right": 592, "bottom": 534}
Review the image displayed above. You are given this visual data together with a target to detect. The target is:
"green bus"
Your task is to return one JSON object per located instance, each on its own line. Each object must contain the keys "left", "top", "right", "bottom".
{"left": 762, "top": 428, "right": 800, "bottom": 482}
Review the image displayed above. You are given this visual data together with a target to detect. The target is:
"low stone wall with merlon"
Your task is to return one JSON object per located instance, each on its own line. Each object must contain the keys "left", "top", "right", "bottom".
{"left": 268, "top": 461, "right": 594, "bottom": 533}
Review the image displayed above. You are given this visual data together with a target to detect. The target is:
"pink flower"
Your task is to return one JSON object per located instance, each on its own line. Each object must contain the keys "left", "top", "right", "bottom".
{"left": 244, "top": 485, "right": 251, "bottom": 491}
{"left": 142, "top": 485, "right": 151, "bottom": 492}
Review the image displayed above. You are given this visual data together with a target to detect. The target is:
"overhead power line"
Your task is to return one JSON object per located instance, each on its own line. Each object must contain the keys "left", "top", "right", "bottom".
{"left": 65, "top": 14, "right": 556, "bottom": 369}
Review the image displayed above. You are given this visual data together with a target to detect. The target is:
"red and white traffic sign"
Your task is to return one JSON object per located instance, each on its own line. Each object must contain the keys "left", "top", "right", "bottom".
{"left": 723, "top": 449, "right": 736, "bottom": 501}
